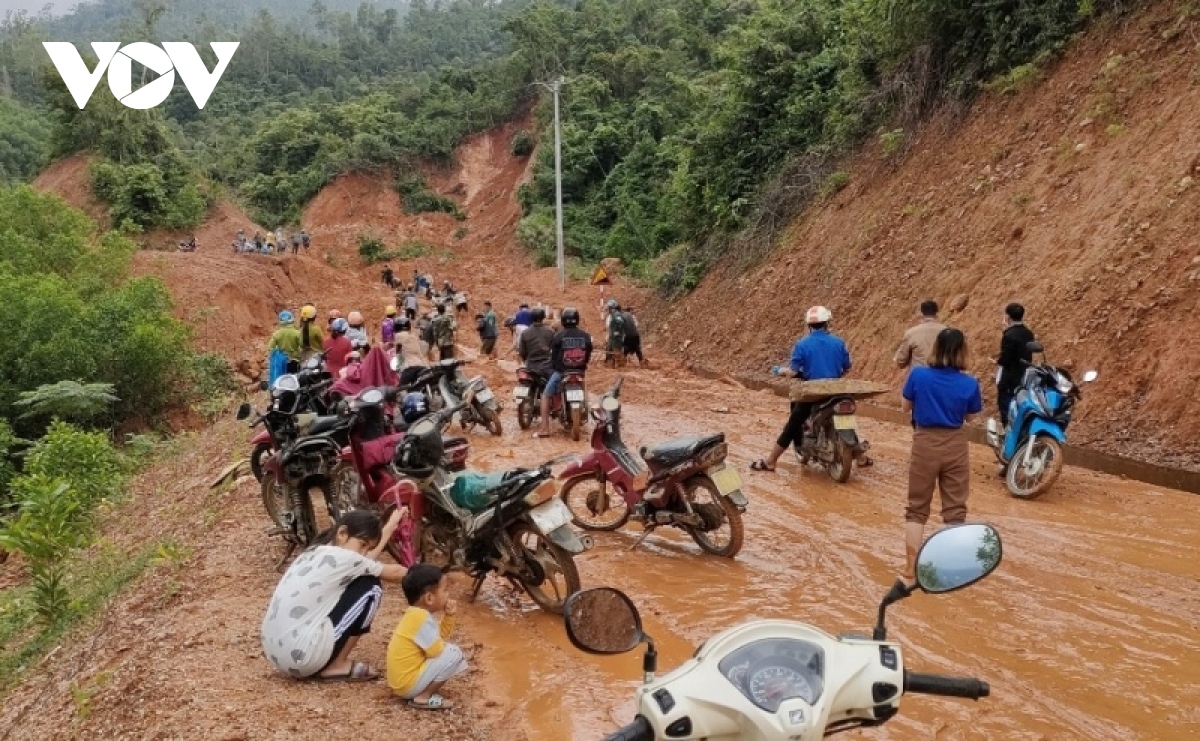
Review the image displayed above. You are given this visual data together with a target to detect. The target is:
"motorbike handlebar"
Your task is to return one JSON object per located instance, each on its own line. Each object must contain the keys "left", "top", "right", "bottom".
{"left": 904, "top": 671, "right": 990, "bottom": 700}
{"left": 601, "top": 716, "right": 653, "bottom": 741}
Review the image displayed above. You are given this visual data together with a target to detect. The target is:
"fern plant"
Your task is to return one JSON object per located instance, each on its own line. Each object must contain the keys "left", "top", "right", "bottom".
{"left": 14, "top": 381, "right": 119, "bottom": 426}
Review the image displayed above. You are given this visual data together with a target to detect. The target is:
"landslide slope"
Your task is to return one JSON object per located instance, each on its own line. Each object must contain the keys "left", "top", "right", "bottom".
{"left": 655, "top": 2, "right": 1200, "bottom": 468}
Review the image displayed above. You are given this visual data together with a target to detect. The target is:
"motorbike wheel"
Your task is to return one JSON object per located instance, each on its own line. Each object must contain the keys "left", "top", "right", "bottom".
{"left": 260, "top": 471, "right": 289, "bottom": 528}
{"left": 250, "top": 443, "right": 272, "bottom": 483}
{"left": 1006, "top": 435, "right": 1064, "bottom": 499}
{"left": 411, "top": 517, "right": 454, "bottom": 571}
{"left": 482, "top": 405, "right": 503, "bottom": 436}
{"left": 682, "top": 477, "right": 744, "bottom": 558}
{"left": 508, "top": 521, "right": 581, "bottom": 614}
{"left": 560, "top": 476, "right": 630, "bottom": 531}
{"left": 517, "top": 399, "right": 535, "bottom": 430}
{"left": 568, "top": 404, "right": 582, "bottom": 442}
{"left": 826, "top": 439, "right": 854, "bottom": 483}
{"left": 329, "top": 463, "right": 364, "bottom": 519}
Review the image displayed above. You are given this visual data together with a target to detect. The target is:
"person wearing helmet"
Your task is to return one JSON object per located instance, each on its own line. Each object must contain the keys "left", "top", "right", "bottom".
{"left": 519, "top": 308, "right": 556, "bottom": 437}
{"left": 346, "top": 310, "right": 368, "bottom": 347}
{"left": 604, "top": 299, "right": 626, "bottom": 368}
{"left": 750, "top": 305, "right": 852, "bottom": 473}
{"left": 323, "top": 317, "right": 353, "bottom": 379}
{"left": 328, "top": 308, "right": 343, "bottom": 328}
{"left": 394, "top": 316, "right": 429, "bottom": 385}
{"left": 298, "top": 303, "right": 324, "bottom": 363}
{"left": 381, "top": 306, "right": 398, "bottom": 350}
{"left": 536, "top": 307, "right": 593, "bottom": 437}
{"left": 431, "top": 302, "right": 457, "bottom": 360}
{"left": 267, "top": 310, "right": 303, "bottom": 383}
{"left": 400, "top": 392, "right": 429, "bottom": 426}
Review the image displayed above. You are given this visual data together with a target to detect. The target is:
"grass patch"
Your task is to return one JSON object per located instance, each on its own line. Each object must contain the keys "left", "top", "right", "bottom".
{"left": 395, "top": 175, "right": 465, "bottom": 220}
{"left": 358, "top": 234, "right": 434, "bottom": 264}
{"left": 820, "top": 171, "right": 851, "bottom": 199}
{"left": 983, "top": 63, "right": 1041, "bottom": 95}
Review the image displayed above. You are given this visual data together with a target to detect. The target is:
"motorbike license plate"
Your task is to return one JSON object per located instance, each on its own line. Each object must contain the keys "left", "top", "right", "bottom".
{"left": 529, "top": 497, "right": 574, "bottom": 535}
{"left": 475, "top": 387, "right": 494, "bottom": 403}
{"left": 833, "top": 415, "right": 858, "bottom": 431}
{"left": 513, "top": 386, "right": 530, "bottom": 399}
{"left": 565, "top": 388, "right": 585, "bottom": 403}
{"left": 709, "top": 465, "right": 744, "bottom": 497}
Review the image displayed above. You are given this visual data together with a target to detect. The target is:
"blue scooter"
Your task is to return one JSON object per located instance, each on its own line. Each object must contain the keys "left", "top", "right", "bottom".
{"left": 986, "top": 342, "right": 1097, "bottom": 499}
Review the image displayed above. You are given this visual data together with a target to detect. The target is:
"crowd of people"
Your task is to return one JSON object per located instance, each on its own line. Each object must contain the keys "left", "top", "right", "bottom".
{"left": 751, "top": 298, "right": 1035, "bottom": 580}
{"left": 234, "top": 227, "right": 311, "bottom": 255}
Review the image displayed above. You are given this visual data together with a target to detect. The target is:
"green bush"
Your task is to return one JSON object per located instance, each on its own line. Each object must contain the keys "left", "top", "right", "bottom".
{"left": 25, "top": 421, "right": 128, "bottom": 508}
{"left": 357, "top": 234, "right": 387, "bottom": 263}
{"left": 510, "top": 129, "right": 534, "bottom": 157}
{"left": 90, "top": 159, "right": 206, "bottom": 231}
{"left": 186, "top": 352, "right": 238, "bottom": 402}
{"left": 395, "top": 175, "right": 464, "bottom": 219}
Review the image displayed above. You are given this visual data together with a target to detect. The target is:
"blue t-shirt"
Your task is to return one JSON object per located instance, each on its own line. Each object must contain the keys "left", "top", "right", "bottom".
{"left": 903, "top": 366, "right": 983, "bottom": 429}
{"left": 789, "top": 330, "right": 851, "bottom": 381}
{"left": 514, "top": 309, "right": 532, "bottom": 326}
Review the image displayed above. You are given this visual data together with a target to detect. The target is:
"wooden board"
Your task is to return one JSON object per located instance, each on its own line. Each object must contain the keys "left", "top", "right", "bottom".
{"left": 788, "top": 378, "right": 892, "bottom": 403}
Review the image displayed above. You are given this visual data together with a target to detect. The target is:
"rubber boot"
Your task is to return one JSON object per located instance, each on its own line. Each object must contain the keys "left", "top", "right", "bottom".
{"left": 903, "top": 522, "right": 924, "bottom": 581}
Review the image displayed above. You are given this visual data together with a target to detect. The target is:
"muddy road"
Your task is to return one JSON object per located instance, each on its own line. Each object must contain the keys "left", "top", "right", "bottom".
{"left": 451, "top": 361, "right": 1200, "bottom": 741}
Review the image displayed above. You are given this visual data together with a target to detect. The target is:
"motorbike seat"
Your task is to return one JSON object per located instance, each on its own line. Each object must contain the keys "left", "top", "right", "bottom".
{"left": 641, "top": 433, "right": 725, "bottom": 467}
{"left": 306, "top": 415, "right": 344, "bottom": 436}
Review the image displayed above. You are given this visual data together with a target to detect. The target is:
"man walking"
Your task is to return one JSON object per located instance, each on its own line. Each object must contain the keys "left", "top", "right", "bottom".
{"left": 431, "top": 303, "right": 457, "bottom": 360}
{"left": 894, "top": 300, "right": 946, "bottom": 371}
{"left": 996, "top": 303, "right": 1035, "bottom": 427}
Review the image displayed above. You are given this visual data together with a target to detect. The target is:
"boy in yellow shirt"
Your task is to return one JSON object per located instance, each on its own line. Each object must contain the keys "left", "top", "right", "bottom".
{"left": 386, "top": 564, "right": 468, "bottom": 709}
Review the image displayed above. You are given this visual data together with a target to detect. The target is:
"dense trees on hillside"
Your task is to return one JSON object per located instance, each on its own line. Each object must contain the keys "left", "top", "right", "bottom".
{"left": 1, "top": 0, "right": 1116, "bottom": 289}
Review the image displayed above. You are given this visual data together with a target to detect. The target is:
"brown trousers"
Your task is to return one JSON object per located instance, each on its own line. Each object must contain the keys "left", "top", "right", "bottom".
{"left": 906, "top": 427, "right": 970, "bottom": 525}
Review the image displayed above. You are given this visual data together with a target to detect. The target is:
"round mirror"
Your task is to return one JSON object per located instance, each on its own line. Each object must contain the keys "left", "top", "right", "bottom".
{"left": 272, "top": 375, "right": 299, "bottom": 393}
{"left": 235, "top": 402, "right": 251, "bottom": 420}
{"left": 390, "top": 356, "right": 401, "bottom": 372}
{"left": 600, "top": 396, "right": 620, "bottom": 412}
{"left": 358, "top": 388, "right": 385, "bottom": 406}
{"left": 915, "top": 523, "right": 1002, "bottom": 594}
{"left": 1082, "top": 370, "right": 1098, "bottom": 383}
{"left": 563, "top": 588, "right": 643, "bottom": 655}
{"left": 408, "top": 417, "right": 437, "bottom": 437}
{"left": 302, "top": 356, "right": 321, "bottom": 370}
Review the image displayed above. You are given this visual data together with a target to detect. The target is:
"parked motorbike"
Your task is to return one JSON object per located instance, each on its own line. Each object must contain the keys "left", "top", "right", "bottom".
{"left": 394, "top": 400, "right": 591, "bottom": 613}
{"left": 557, "top": 378, "right": 747, "bottom": 558}
{"left": 564, "top": 523, "right": 1001, "bottom": 741}
{"left": 987, "top": 342, "right": 1097, "bottom": 498}
{"left": 248, "top": 356, "right": 333, "bottom": 482}
{"left": 330, "top": 386, "right": 471, "bottom": 564}
{"left": 513, "top": 366, "right": 588, "bottom": 440}
{"left": 792, "top": 394, "right": 871, "bottom": 483}
{"left": 237, "top": 378, "right": 353, "bottom": 569}
{"left": 396, "top": 357, "right": 503, "bottom": 436}
{"left": 178, "top": 237, "right": 197, "bottom": 252}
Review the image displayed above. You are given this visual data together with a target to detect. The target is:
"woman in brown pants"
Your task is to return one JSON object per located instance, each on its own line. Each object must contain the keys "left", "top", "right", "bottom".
{"left": 899, "top": 328, "right": 982, "bottom": 579}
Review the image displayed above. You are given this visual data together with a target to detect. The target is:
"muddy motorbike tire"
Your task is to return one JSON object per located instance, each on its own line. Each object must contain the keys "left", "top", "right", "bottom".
{"left": 329, "top": 463, "right": 364, "bottom": 519}
{"left": 260, "top": 471, "right": 289, "bottom": 527}
{"left": 508, "top": 521, "right": 581, "bottom": 614}
{"left": 827, "top": 438, "right": 854, "bottom": 484}
{"left": 1006, "top": 435, "right": 1064, "bottom": 499}
{"left": 517, "top": 399, "right": 535, "bottom": 430}
{"left": 683, "top": 477, "right": 744, "bottom": 558}
{"left": 568, "top": 404, "right": 582, "bottom": 442}
{"left": 560, "top": 475, "right": 630, "bottom": 531}
{"left": 481, "top": 405, "right": 503, "bottom": 436}
{"left": 250, "top": 443, "right": 272, "bottom": 483}
{"left": 411, "top": 517, "right": 454, "bottom": 571}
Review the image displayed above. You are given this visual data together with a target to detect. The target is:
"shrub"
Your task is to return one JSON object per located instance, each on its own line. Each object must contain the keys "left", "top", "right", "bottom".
{"left": 357, "top": 234, "right": 387, "bottom": 263}
{"left": 395, "top": 175, "right": 464, "bottom": 219}
{"left": 510, "top": 129, "right": 534, "bottom": 157}
{"left": 25, "top": 421, "right": 128, "bottom": 508}
{"left": 13, "top": 382, "right": 119, "bottom": 427}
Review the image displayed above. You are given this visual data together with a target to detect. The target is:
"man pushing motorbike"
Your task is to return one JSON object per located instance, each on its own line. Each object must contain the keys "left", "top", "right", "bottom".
{"left": 752, "top": 306, "right": 871, "bottom": 471}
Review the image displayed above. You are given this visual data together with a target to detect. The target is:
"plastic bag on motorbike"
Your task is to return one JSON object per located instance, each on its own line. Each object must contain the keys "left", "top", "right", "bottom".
{"left": 448, "top": 471, "right": 507, "bottom": 511}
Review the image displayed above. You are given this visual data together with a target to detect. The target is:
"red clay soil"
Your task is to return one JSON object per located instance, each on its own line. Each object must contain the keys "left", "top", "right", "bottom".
{"left": 30, "top": 154, "right": 109, "bottom": 226}
{"left": 651, "top": 1, "right": 1200, "bottom": 469}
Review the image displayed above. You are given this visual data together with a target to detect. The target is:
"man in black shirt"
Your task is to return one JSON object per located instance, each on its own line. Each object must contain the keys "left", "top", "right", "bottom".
{"left": 518, "top": 307, "right": 556, "bottom": 437}
{"left": 996, "top": 302, "right": 1035, "bottom": 426}
{"left": 536, "top": 307, "right": 593, "bottom": 437}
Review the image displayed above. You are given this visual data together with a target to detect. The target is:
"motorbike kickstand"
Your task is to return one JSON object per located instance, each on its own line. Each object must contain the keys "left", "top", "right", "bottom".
{"left": 275, "top": 541, "right": 298, "bottom": 572}
{"left": 629, "top": 525, "right": 658, "bottom": 551}
{"left": 467, "top": 574, "right": 486, "bottom": 604}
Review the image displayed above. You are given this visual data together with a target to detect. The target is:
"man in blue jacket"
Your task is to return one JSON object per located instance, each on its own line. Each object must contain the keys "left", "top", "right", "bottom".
{"left": 751, "top": 306, "right": 851, "bottom": 472}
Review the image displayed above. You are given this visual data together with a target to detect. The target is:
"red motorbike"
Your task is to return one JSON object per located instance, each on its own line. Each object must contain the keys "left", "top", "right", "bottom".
{"left": 329, "top": 387, "right": 469, "bottom": 566}
{"left": 556, "top": 378, "right": 748, "bottom": 558}
{"left": 513, "top": 367, "right": 588, "bottom": 440}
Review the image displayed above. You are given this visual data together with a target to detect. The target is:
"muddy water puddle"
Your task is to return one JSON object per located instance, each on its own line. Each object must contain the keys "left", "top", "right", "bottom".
{"left": 453, "top": 369, "right": 1199, "bottom": 740}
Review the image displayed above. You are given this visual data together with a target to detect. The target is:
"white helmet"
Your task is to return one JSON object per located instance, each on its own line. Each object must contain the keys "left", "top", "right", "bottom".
{"left": 805, "top": 305, "right": 832, "bottom": 325}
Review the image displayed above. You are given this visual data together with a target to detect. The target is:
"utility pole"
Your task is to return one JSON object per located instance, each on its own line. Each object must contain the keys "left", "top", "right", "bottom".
{"left": 533, "top": 77, "right": 568, "bottom": 293}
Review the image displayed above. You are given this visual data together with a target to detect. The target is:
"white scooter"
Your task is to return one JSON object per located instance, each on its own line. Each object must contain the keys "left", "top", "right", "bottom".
{"left": 564, "top": 523, "right": 1001, "bottom": 741}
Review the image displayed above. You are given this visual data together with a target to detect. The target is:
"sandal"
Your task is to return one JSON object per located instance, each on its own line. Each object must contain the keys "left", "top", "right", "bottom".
{"left": 532, "top": 432, "right": 552, "bottom": 439}
{"left": 749, "top": 460, "right": 776, "bottom": 472}
{"left": 408, "top": 693, "right": 454, "bottom": 710}
{"left": 312, "top": 661, "right": 379, "bottom": 683}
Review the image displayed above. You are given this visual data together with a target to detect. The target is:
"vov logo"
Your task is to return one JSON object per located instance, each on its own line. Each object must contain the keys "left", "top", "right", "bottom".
{"left": 42, "top": 42, "right": 240, "bottom": 110}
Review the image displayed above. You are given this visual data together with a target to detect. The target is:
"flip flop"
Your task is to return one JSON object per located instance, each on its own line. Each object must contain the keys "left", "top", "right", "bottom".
{"left": 532, "top": 432, "right": 552, "bottom": 439}
{"left": 749, "top": 460, "right": 776, "bottom": 472}
{"left": 312, "top": 661, "right": 379, "bottom": 683}
{"left": 408, "top": 693, "right": 453, "bottom": 710}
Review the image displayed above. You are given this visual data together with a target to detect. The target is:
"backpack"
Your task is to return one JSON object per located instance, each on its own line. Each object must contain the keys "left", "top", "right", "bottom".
{"left": 621, "top": 311, "right": 639, "bottom": 337}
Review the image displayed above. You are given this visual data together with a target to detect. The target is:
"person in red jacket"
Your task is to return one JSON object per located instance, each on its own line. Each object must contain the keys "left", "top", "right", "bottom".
{"left": 323, "top": 318, "right": 353, "bottom": 379}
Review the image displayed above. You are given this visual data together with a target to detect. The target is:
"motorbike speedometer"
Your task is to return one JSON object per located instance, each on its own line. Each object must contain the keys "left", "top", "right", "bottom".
{"left": 717, "top": 638, "right": 824, "bottom": 713}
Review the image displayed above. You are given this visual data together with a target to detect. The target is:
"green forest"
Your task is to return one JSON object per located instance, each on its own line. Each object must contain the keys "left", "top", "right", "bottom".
{"left": 1, "top": 0, "right": 1119, "bottom": 287}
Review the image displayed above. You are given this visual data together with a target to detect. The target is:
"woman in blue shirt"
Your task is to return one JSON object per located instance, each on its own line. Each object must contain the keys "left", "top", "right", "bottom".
{"left": 900, "top": 328, "right": 982, "bottom": 580}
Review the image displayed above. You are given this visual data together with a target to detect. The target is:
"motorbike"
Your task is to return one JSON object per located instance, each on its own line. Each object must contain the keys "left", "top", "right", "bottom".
{"left": 563, "top": 522, "right": 1001, "bottom": 741}
{"left": 396, "top": 357, "right": 503, "bottom": 437}
{"left": 557, "top": 378, "right": 747, "bottom": 558}
{"left": 986, "top": 342, "right": 1098, "bottom": 498}
{"left": 178, "top": 237, "right": 197, "bottom": 252}
{"left": 791, "top": 394, "right": 871, "bottom": 484}
{"left": 329, "top": 385, "right": 471, "bottom": 565}
{"left": 237, "top": 376, "right": 354, "bottom": 569}
{"left": 248, "top": 356, "right": 333, "bottom": 482}
{"left": 513, "top": 366, "right": 588, "bottom": 440}
{"left": 394, "top": 400, "right": 592, "bottom": 614}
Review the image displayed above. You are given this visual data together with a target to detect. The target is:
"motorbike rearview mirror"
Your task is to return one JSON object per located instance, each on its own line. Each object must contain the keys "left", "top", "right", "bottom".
{"left": 302, "top": 355, "right": 321, "bottom": 370}
{"left": 1082, "top": 369, "right": 1099, "bottom": 383}
{"left": 914, "top": 523, "right": 1003, "bottom": 595}
{"left": 258, "top": 380, "right": 269, "bottom": 392}
{"left": 564, "top": 588, "right": 654, "bottom": 669}
{"left": 600, "top": 396, "right": 620, "bottom": 412}
{"left": 236, "top": 402, "right": 252, "bottom": 420}
{"left": 1026, "top": 341, "right": 1044, "bottom": 353}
